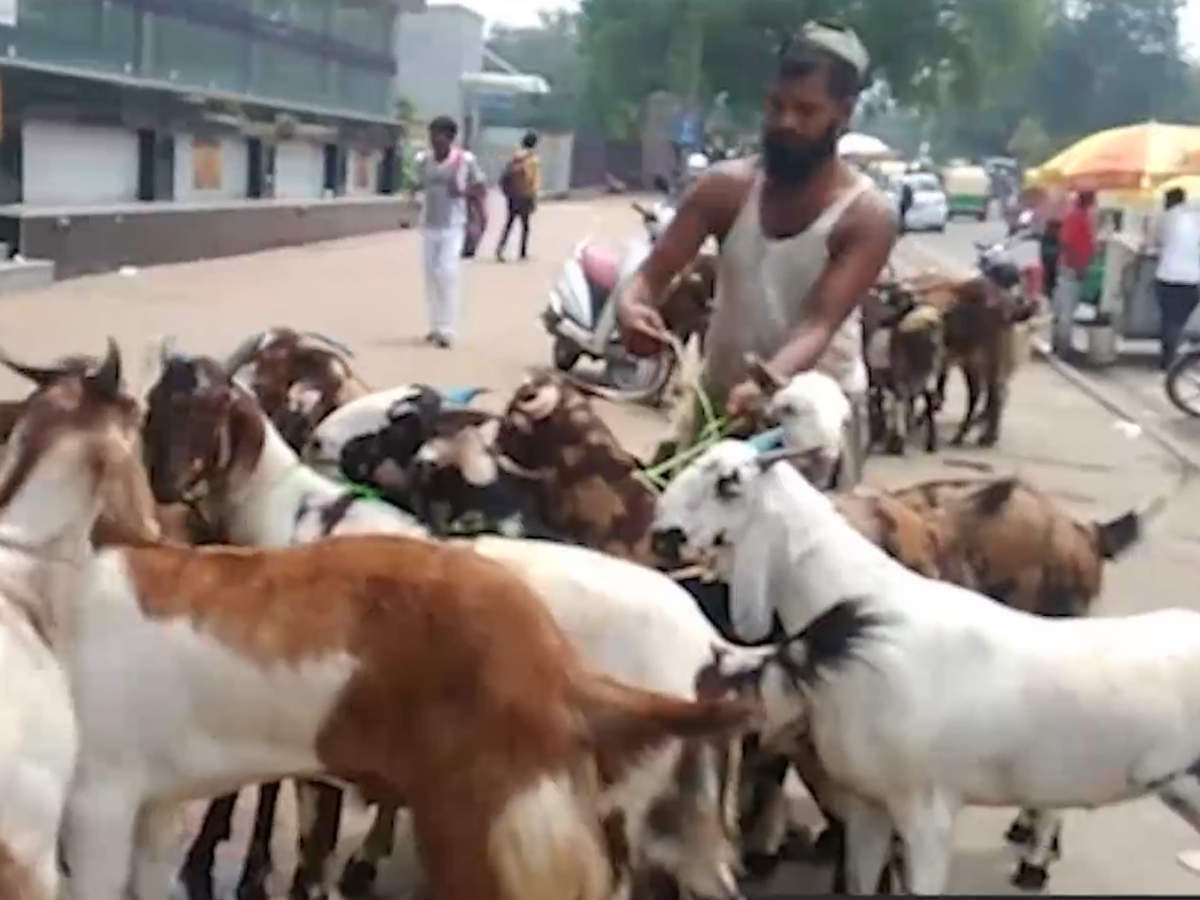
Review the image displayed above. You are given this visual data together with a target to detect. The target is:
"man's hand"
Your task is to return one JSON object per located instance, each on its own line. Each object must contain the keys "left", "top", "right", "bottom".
{"left": 725, "top": 378, "right": 766, "bottom": 420}
{"left": 617, "top": 295, "right": 670, "bottom": 356}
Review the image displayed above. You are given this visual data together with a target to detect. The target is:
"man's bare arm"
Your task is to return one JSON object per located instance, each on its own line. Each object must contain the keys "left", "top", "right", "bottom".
{"left": 616, "top": 167, "right": 743, "bottom": 341}
{"left": 768, "top": 197, "right": 897, "bottom": 377}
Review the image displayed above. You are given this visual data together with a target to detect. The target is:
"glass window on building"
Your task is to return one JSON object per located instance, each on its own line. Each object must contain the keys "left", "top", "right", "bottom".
{"left": 11, "top": 0, "right": 137, "bottom": 74}
{"left": 337, "top": 64, "right": 389, "bottom": 118}
{"left": 254, "top": 0, "right": 328, "bottom": 34}
{"left": 332, "top": 2, "right": 390, "bottom": 56}
{"left": 149, "top": 15, "right": 249, "bottom": 94}
{"left": 255, "top": 41, "right": 327, "bottom": 107}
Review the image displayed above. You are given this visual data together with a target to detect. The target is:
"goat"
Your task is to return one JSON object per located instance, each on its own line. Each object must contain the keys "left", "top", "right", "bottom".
{"left": 144, "top": 354, "right": 760, "bottom": 900}
{"left": 224, "top": 327, "right": 371, "bottom": 452}
{"left": 656, "top": 438, "right": 1200, "bottom": 895}
{"left": 891, "top": 477, "right": 1140, "bottom": 619}
{"left": 862, "top": 281, "right": 944, "bottom": 455}
{"left": 143, "top": 351, "right": 427, "bottom": 900}
{"left": 0, "top": 353, "right": 138, "bottom": 900}
{"left": 4, "top": 341, "right": 754, "bottom": 900}
{"left": 304, "top": 383, "right": 492, "bottom": 511}
{"left": 498, "top": 370, "right": 661, "bottom": 566}
{"left": 907, "top": 271, "right": 1035, "bottom": 447}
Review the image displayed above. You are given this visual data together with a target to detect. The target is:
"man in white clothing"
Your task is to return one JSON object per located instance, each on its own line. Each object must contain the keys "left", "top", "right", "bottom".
{"left": 1152, "top": 186, "right": 1200, "bottom": 370}
{"left": 412, "top": 116, "right": 486, "bottom": 349}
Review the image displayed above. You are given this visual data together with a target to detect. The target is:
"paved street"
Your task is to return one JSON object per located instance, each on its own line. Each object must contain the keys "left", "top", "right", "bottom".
{"left": 2, "top": 197, "right": 1200, "bottom": 895}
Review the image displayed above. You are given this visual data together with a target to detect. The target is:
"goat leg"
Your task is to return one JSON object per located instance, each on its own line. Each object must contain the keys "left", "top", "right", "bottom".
{"left": 290, "top": 780, "right": 344, "bottom": 900}
{"left": 923, "top": 388, "right": 939, "bottom": 453}
{"left": 340, "top": 800, "right": 401, "bottom": 898}
{"left": 949, "top": 366, "right": 981, "bottom": 447}
{"left": 978, "top": 370, "right": 1008, "bottom": 448}
{"left": 236, "top": 782, "right": 281, "bottom": 900}
{"left": 180, "top": 793, "right": 238, "bottom": 900}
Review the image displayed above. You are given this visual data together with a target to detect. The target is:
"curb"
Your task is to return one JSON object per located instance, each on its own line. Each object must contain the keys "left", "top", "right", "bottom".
{"left": 1030, "top": 336, "right": 1195, "bottom": 521}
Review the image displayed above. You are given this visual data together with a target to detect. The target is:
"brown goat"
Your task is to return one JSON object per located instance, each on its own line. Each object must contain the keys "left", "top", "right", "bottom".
{"left": 907, "top": 271, "right": 1036, "bottom": 447}
{"left": 890, "top": 477, "right": 1140, "bottom": 617}
{"left": 498, "top": 371, "right": 660, "bottom": 567}
{"left": 223, "top": 327, "right": 371, "bottom": 451}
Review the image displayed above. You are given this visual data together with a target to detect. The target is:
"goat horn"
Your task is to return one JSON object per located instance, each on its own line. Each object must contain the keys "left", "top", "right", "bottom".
{"left": 223, "top": 330, "right": 269, "bottom": 375}
{"left": 756, "top": 446, "right": 811, "bottom": 471}
{"left": 158, "top": 335, "right": 178, "bottom": 365}
{"left": 744, "top": 353, "right": 787, "bottom": 392}
{"left": 86, "top": 337, "right": 122, "bottom": 399}
{"left": 0, "top": 353, "right": 74, "bottom": 387}
{"left": 301, "top": 331, "right": 356, "bottom": 359}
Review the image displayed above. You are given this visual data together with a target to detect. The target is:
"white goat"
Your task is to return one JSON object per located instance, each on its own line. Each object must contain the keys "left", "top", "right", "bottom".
{"left": 655, "top": 439, "right": 1200, "bottom": 894}
{"left": 765, "top": 371, "right": 851, "bottom": 489}
{"left": 0, "top": 551, "right": 80, "bottom": 900}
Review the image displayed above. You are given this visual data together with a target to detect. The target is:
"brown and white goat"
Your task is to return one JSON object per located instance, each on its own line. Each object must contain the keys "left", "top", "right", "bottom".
{"left": 862, "top": 282, "right": 944, "bottom": 455}
{"left": 224, "top": 327, "right": 370, "bottom": 452}
{"left": 2, "top": 342, "right": 755, "bottom": 900}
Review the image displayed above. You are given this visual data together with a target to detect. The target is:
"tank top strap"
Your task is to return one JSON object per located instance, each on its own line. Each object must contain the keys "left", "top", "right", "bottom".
{"left": 809, "top": 174, "right": 874, "bottom": 234}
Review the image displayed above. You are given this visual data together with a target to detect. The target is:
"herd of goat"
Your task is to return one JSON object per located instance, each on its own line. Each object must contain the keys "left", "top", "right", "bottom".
{"left": 0, "top": 318, "right": 1187, "bottom": 900}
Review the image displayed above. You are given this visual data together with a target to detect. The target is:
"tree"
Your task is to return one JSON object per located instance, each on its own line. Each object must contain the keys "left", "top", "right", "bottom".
{"left": 486, "top": 11, "right": 585, "bottom": 130}
{"left": 1007, "top": 117, "right": 1055, "bottom": 169}
{"left": 576, "top": 0, "right": 1051, "bottom": 137}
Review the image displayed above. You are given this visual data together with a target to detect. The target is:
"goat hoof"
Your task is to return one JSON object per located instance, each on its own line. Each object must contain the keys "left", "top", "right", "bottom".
{"left": 742, "top": 852, "right": 782, "bottom": 881}
{"left": 180, "top": 870, "right": 215, "bottom": 900}
{"left": 235, "top": 880, "right": 269, "bottom": 900}
{"left": 979, "top": 433, "right": 999, "bottom": 448}
{"left": 777, "top": 827, "right": 817, "bottom": 862}
{"left": 339, "top": 858, "right": 379, "bottom": 898}
{"left": 1012, "top": 861, "right": 1049, "bottom": 891}
{"left": 1005, "top": 821, "right": 1035, "bottom": 846}
{"left": 885, "top": 435, "right": 906, "bottom": 456}
{"left": 813, "top": 825, "right": 845, "bottom": 861}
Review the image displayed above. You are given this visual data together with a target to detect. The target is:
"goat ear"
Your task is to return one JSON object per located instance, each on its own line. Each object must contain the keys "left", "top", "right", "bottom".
{"left": 0, "top": 350, "right": 72, "bottom": 387}
{"left": 475, "top": 418, "right": 501, "bottom": 447}
{"left": 86, "top": 338, "right": 122, "bottom": 400}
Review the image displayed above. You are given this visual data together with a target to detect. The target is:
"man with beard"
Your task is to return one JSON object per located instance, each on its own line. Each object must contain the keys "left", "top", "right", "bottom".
{"left": 616, "top": 21, "right": 895, "bottom": 489}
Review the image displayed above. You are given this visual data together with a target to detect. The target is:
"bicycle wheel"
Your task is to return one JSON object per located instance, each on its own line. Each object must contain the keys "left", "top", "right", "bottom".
{"left": 1166, "top": 349, "right": 1200, "bottom": 417}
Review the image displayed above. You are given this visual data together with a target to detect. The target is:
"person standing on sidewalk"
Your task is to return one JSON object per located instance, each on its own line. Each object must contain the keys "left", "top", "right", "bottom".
{"left": 1051, "top": 189, "right": 1097, "bottom": 358}
{"left": 615, "top": 21, "right": 896, "bottom": 491}
{"left": 496, "top": 130, "right": 541, "bottom": 262}
{"left": 1151, "top": 187, "right": 1200, "bottom": 370}
{"left": 412, "top": 115, "right": 486, "bottom": 349}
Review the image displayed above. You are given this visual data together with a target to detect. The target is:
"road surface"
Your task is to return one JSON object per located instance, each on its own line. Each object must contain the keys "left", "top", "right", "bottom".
{"left": 0, "top": 198, "right": 1196, "bottom": 896}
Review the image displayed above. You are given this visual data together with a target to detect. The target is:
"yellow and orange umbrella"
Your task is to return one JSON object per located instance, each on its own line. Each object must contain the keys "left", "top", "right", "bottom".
{"left": 1032, "top": 121, "right": 1200, "bottom": 192}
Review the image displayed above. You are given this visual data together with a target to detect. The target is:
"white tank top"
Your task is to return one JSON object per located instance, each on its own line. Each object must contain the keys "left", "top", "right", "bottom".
{"left": 703, "top": 171, "right": 874, "bottom": 403}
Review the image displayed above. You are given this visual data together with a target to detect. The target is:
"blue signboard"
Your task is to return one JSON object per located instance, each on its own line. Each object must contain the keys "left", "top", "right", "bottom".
{"left": 675, "top": 114, "right": 702, "bottom": 148}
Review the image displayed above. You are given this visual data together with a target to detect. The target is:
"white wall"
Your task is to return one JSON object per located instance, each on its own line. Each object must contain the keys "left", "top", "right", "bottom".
{"left": 172, "top": 134, "right": 249, "bottom": 202}
{"left": 477, "top": 127, "right": 574, "bottom": 196}
{"left": 274, "top": 141, "right": 324, "bottom": 199}
{"left": 22, "top": 119, "right": 139, "bottom": 206}
{"left": 394, "top": 5, "right": 485, "bottom": 126}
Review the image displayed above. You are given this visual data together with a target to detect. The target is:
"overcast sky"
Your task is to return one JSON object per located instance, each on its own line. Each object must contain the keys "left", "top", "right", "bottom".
{"left": 436, "top": 0, "right": 1200, "bottom": 56}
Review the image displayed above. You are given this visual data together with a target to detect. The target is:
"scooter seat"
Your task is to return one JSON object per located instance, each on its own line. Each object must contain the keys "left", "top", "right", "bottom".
{"left": 581, "top": 244, "right": 622, "bottom": 294}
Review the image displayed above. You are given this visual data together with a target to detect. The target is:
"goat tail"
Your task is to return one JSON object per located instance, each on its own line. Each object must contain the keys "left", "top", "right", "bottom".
{"left": 489, "top": 770, "right": 613, "bottom": 900}
{"left": 1096, "top": 509, "right": 1141, "bottom": 560}
{"left": 574, "top": 672, "right": 758, "bottom": 768}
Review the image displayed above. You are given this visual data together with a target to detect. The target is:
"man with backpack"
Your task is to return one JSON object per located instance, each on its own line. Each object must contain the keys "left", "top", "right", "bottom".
{"left": 496, "top": 130, "right": 541, "bottom": 262}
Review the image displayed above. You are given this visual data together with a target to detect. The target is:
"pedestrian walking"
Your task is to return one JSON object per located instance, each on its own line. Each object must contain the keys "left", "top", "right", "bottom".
{"left": 496, "top": 130, "right": 541, "bottom": 262}
{"left": 1151, "top": 187, "right": 1200, "bottom": 370}
{"left": 1051, "top": 189, "right": 1096, "bottom": 358}
{"left": 412, "top": 115, "right": 486, "bottom": 349}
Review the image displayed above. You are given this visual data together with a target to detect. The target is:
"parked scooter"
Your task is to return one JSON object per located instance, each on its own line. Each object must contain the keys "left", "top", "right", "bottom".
{"left": 541, "top": 172, "right": 699, "bottom": 402}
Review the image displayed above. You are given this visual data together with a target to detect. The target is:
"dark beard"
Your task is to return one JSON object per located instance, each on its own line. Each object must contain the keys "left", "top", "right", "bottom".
{"left": 761, "top": 123, "right": 839, "bottom": 186}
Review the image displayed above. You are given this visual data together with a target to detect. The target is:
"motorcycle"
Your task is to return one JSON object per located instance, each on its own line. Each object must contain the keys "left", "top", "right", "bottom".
{"left": 974, "top": 208, "right": 1038, "bottom": 316}
{"left": 540, "top": 186, "right": 684, "bottom": 402}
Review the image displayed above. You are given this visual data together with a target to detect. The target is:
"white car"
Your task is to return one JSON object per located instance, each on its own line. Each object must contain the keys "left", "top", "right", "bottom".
{"left": 889, "top": 172, "right": 949, "bottom": 232}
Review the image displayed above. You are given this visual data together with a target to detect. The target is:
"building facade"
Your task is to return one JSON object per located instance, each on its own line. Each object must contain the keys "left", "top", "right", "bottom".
{"left": 0, "top": 0, "right": 424, "bottom": 207}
